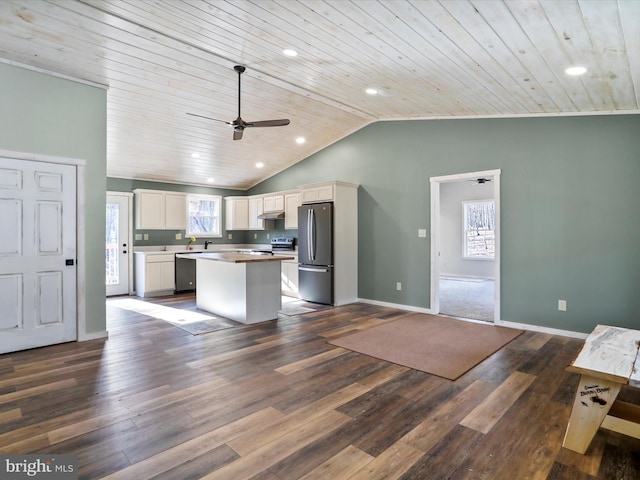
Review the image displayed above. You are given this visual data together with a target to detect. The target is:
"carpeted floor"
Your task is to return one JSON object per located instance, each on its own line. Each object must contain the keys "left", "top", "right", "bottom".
{"left": 328, "top": 313, "right": 522, "bottom": 380}
{"left": 439, "top": 276, "right": 494, "bottom": 322}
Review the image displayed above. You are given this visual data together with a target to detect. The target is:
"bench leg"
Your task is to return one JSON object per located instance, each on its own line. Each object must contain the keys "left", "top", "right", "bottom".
{"left": 562, "top": 374, "right": 621, "bottom": 453}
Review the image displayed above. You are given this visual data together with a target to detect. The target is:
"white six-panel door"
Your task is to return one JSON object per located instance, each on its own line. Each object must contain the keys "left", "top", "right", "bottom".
{"left": 0, "top": 156, "right": 77, "bottom": 354}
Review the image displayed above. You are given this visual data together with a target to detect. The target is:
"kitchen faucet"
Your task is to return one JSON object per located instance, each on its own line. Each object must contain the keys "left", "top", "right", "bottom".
{"left": 204, "top": 240, "right": 212, "bottom": 249}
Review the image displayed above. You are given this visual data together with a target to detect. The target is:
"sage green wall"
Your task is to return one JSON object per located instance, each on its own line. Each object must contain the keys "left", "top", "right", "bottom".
{"left": 0, "top": 63, "right": 107, "bottom": 335}
{"left": 250, "top": 115, "right": 640, "bottom": 334}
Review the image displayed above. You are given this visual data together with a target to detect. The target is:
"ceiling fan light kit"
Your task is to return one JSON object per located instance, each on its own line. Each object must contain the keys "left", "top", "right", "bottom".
{"left": 188, "top": 65, "right": 290, "bottom": 141}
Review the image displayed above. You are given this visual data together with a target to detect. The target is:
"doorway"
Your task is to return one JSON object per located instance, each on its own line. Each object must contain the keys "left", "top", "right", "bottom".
{"left": 430, "top": 170, "right": 501, "bottom": 323}
{"left": 106, "top": 192, "right": 133, "bottom": 296}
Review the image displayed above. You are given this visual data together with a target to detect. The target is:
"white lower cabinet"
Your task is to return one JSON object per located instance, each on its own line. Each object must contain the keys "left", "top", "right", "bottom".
{"left": 281, "top": 257, "right": 299, "bottom": 297}
{"left": 135, "top": 253, "right": 175, "bottom": 297}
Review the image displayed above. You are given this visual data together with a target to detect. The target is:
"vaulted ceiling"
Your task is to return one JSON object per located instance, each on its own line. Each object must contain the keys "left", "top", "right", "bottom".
{"left": 1, "top": 0, "right": 638, "bottom": 189}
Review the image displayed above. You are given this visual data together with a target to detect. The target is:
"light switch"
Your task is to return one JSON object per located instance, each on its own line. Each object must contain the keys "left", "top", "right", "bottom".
{"left": 135, "top": 233, "right": 142, "bottom": 240}
{"left": 175, "top": 233, "right": 182, "bottom": 240}
{"left": 418, "top": 229, "right": 427, "bottom": 238}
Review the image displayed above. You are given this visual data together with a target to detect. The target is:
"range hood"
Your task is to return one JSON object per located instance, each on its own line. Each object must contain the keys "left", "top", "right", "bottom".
{"left": 257, "top": 210, "right": 285, "bottom": 220}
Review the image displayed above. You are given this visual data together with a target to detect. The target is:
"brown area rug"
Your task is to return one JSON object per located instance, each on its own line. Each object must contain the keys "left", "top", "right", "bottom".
{"left": 328, "top": 313, "right": 523, "bottom": 380}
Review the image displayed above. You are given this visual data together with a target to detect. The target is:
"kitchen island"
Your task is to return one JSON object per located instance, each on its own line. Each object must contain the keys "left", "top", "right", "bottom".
{"left": 180, "top": 251, "right": 294, "bottom": 324}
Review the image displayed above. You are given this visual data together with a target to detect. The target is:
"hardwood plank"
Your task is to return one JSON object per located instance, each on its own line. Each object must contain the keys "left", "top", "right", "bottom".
{"left": 0, "top": 408, "right": 21, "bottom": 423}
{"left": 401, "top": 379, "right": 496, "bottom": 452}
{"left": 298, "top": 444, "right": 374, "bottom": 480}
{"left": 0, "top": 296, "right": 638, "bottom": 479}
{"left": 275, "top": 347, "right": 348, "bottom": 375}
{"left": 460, "top": 371, "right": 536, "bottom": 434}
{"left": 347, "top": 441, "right": 423, "bottom": 480}
{"left": 201, "top": 410, "right": 351, "bottom": 479}
{"left": 228, "top": 383, "right": 369, "bottom": 456}
{"left": 100, "top": 407, "right": 282, "bottom": 479}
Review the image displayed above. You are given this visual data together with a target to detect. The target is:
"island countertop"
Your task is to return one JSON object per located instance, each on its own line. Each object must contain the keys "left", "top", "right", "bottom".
{"left": 177, "top": 252, "right": 294, "bottom": 263}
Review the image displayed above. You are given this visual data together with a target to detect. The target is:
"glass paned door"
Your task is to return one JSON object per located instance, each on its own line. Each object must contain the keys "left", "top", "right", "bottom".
{"left": 106, "top": 193, "right": 131, "bottom": 296}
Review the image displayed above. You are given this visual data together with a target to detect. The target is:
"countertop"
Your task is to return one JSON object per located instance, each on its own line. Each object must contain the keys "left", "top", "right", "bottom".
{"left": 177, "top": 252, "right": 295, "bottom": 263}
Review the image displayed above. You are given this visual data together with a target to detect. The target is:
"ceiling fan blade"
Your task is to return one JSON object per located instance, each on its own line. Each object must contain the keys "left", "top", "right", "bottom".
{"left": 233, "top": 128, "right": 244, "bottom": 141}
{"left": 245, "top": 119, "right": 290, "bottom": 128}
{"left": 186, "top": 112, "right": 229, "bottom": 124}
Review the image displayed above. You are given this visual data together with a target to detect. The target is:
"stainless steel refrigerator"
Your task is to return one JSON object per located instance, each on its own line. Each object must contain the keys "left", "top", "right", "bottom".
{"left": 298, "top": 202, "right": 334, "bottom": 305}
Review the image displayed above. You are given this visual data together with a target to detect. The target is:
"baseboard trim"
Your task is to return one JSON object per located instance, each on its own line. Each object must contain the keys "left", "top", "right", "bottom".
{"left": 357, "top": 298, "right": 434, "bottom": 315}
{"left": 78, "top": 330, "right": 109, "bottom": 341}
{"left": 357, "top": 298, "right": 588, "bottom": 339}
{"left": 496, "top": 320, "right": 588, "bottom": 339}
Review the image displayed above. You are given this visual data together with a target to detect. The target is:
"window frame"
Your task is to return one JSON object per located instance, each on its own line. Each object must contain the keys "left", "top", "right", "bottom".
{"left": 462, "top": 199, "right": 495, "bottom": 260}
{"left": 186, "top": 193, "right": 222, "bottom": 238}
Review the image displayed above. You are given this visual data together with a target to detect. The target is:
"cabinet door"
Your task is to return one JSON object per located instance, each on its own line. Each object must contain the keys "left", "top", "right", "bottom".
{"left": 281, "top": 261, "right": 299, "bottom": 296}
{"left": 137, "top": 191, "right": 164, "bottom": 229}
{"left": 165, "top": 193, "right": 187, "bottom": 229}
{"left": 145, "top": 261, "right": 174, "bottom": 291}
{"left": 225, "top": 197, "right": 249, "bottom": 230}
{"left": 301, "top": 185, "right": 333, "bottom": 204}
{"left": 284, "top": 193, "right": 300, "bottom": 229}
{"left": 248, "top": 197, "right": 264, "bottom": 230}
{"left": 264, "top": 194, "right": 284, "bottom": 212}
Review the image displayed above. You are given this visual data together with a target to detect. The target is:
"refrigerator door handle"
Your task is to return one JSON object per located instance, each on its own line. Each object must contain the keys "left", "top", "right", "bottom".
{"left": 299, "top": 266, "right": 330, "bottom": 273}
{"left": 308, "top": 208, "right": 316, "bottom": 261}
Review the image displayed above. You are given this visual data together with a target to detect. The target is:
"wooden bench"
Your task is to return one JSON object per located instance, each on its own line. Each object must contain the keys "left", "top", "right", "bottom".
{"left": 562, "top": 324, "right": 640, "bottom": 453}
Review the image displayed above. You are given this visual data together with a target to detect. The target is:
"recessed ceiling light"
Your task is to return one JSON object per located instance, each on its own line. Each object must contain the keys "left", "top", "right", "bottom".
{"left": 256, "top": 162, "right": 264, "bottom": 168}
{"left": 296, "top": 137, "right": 306, "bottom": 144}
{"left": 206, "top": 177, "right": 215, "bottom": 183}
{"left": 365, "top": 88, "right": 378, "bottom": 95}
{"left": 565, "top": 66, "right": 587, "bottom": 76}
{"left": 283, "top": 49, "right": 298, "bottom": 57}
{"left": 191, "top": 152, "right": 200, "bottom": 158}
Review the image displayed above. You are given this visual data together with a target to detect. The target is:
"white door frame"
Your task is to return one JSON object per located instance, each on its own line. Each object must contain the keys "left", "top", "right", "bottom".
{"left": 106, "top": 191, "right": 134, "bottom": 296}
{"left": 430, "top": 169, "right": 501, "bottom": 323}
{"left": 0, "top": 148, "right": 88, "bottom": 340}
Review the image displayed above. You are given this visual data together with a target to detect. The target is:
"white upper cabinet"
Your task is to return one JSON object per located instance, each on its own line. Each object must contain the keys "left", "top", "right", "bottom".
{"left": 165, "top": 193, "right": 187, "bottom": 229}
{"left": 300, "top": 183, "right": 334, "bottom": 204}
{"left": 248, "top": 196, "right": 265, "bottom": 230}
{"left": 134, "top": 189, "right": 186, "bottom": 230}
{"left": 225, "top": 196, "right": 249, "bottom": 230}
{"left": 284, "top": 192, "right": 301, "bottom": 229}
{"left": 263, "top": 194, "right": 284, "bottom": 212}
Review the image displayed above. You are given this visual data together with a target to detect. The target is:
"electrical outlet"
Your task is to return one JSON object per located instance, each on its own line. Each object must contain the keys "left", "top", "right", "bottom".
{"left": 267, "top": 233, "right": 270, "bottom": 239}
{"left": 175, "top": 233, "right": 182, "bottom": 240}
{"left": 254, "top": 233, "right": 257, "bottom": 239}
{"left": 558, "top": 300, "right": 567, "bottom": 311}
{"left": 135, "top": 233, "right": 142, "bottom": 240}
{"left": 396, "top": 282, "right": 402, "bottom": 291}
{"left": 228, "top": 233, "right": 232, "bottom": 240}
{"left": 143, "top": 233, "right": 149, "bottom": 240}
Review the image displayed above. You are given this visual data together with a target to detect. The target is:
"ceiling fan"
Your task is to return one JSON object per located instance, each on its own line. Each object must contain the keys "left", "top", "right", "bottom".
{"left": 471, "top": 177, "right": 493, "bottom": 185}
{"left": 187, "top": 65, "right": 290, "bottom": 141}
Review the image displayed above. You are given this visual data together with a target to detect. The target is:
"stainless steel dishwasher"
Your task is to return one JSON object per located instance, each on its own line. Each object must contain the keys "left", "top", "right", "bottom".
{"left": 175, "top": 254, "right": 197, "bottom": 292}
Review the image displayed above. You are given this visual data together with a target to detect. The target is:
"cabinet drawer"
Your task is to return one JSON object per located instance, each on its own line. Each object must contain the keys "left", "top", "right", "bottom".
{"left": 145, "top": 253, "right": 175, "bottom": 263}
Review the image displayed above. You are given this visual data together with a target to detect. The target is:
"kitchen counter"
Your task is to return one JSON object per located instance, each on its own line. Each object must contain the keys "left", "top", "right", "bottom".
{"left": 177, "top": 252, "right": 294, "bottom": 263}
{"left": 192, "top": 252, "right": 293, "bottom": 324}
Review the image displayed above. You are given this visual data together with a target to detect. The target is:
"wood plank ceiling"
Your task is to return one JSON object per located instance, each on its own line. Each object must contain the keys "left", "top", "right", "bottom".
{"left": 0, "top": 0, "right": 638, "bottom": 189}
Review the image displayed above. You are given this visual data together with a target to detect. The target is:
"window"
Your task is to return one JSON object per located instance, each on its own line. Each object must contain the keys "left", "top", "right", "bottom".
{"left": 463, "top": 200, "right": 495, "bottom": 259}
{"left": 187, "top": 194, "right": 222, "bottom": 237}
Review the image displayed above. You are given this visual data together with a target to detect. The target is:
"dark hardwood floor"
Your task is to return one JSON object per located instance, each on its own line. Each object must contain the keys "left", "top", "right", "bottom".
{"left": 1, "top": 293, "right": 639, "bottom": 479}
